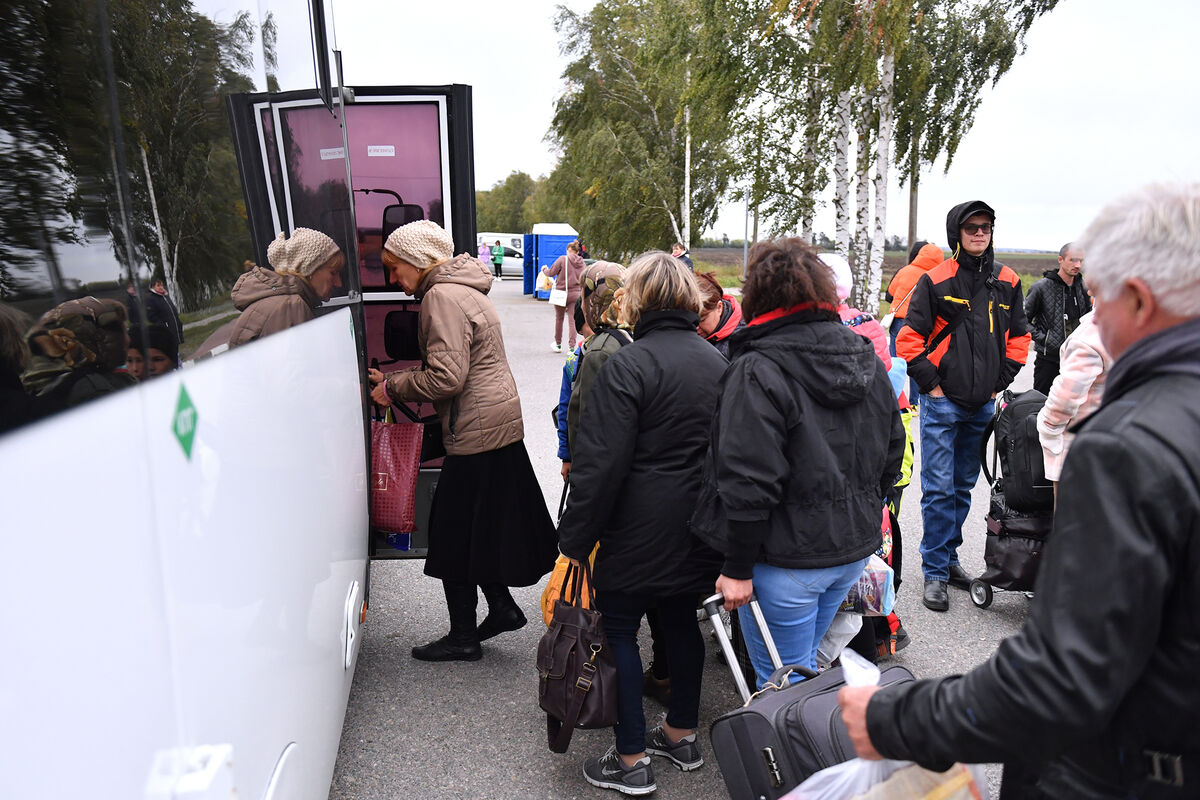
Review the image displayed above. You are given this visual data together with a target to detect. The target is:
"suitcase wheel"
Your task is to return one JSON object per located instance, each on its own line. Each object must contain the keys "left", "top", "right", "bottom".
{"left": 970, "top": 579, "right": 994, "bottom": 609}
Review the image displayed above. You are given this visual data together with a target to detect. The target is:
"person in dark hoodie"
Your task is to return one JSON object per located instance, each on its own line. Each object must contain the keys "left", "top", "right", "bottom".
{"left": 692, "top": 238, "right": 904, "bottom": 688}
{"left": 840, "top": 182, "right": 1200, "bottom": 800}
{"left": 896, "top": 201, "right": 1030, "bottom": 612}
{"left": 1024, "top": 242, "right": 1091, "bottom": 393}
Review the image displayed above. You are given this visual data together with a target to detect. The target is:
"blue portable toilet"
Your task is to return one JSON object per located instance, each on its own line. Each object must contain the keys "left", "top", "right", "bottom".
{"left": 522, "top": 233, "right": 535, "bottom": 295}
{"left": 527, "top": 223, "right": 579, "bottom": 299}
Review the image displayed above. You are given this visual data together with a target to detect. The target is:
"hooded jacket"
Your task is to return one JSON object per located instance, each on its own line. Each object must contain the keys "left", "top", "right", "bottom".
{"left": 228, "top": 266, "right": 320, "bottom": 348}
{"left": 545, "top": 251, "right": 586, "bottom": 297}
{"left": 557, "top": 309, "right": 728, "bottom": 594}
{"left": 384, "top": 253, "right": 523, "bottom": 456}
{"left": 885, "top": 242, "right": 945, "bottom": 319}
{"left": 867, "top": 315, "right": 1200, "bottom": 798}
{"left": 1024, "top": 268, "right": 1092, "bottom": 356}
{"left": 896, "top": 201, "right": 1031, "bottom": 409}
{"left": 705, "top": 295, "right": 745, "bottom": 358}
{"left": 691, "top": 308, "right": 905, "bottom": 577}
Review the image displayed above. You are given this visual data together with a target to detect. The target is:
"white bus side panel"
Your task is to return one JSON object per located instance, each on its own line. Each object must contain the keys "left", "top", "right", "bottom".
{"left": 1, "top": 309, "right": 369, "bottom": 799}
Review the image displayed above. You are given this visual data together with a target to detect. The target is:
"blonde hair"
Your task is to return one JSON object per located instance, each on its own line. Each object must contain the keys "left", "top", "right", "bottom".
{"left": 621, "top": 251, "right": 702, "bottom": 327}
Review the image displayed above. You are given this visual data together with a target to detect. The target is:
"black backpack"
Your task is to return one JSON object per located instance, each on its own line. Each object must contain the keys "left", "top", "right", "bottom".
{"left": 981, "top": 389, "right": 1055, "bottom": 512}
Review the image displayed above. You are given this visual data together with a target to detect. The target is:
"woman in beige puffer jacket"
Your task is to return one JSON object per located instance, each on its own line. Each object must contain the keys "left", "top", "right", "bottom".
{"left": 368, "top": 220, "right": 557, "bottom": 663}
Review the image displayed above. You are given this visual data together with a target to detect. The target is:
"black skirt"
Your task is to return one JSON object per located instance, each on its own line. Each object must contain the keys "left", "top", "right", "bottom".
{"left": 424, "top": 439, "right": 559, "bottom": 587}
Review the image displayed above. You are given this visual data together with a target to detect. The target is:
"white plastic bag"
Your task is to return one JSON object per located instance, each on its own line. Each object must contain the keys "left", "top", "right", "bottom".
{"left": 816, "top": 612, "right": 863, "bottom": 669}
{"left": 786, "top": 651, "right": 989, "bottom": 800}
{"left": 785, "top": 759, "right": 988, "bottom": 799}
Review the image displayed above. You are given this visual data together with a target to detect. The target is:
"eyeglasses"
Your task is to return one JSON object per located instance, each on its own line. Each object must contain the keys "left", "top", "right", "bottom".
{"left": 962, "top": 223, "right": 992, "bottom": 235}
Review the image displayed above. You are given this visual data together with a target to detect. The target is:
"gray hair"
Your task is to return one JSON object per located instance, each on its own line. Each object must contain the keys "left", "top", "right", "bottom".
{"left": 1077, "top": 183, "right": 1200, "bottom": 316}
{"left": 622, "top": 251, "right": 702, "bottom": 327}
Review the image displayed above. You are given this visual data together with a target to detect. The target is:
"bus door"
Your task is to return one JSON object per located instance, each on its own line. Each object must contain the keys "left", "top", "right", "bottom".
{"left": 227, "top": 84, "right": 477, "bottom": 560}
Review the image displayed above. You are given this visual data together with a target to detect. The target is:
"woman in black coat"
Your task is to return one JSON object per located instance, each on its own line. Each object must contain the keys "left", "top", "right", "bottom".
{"left": 558, "top": 252, "right": 727, "bottom": 796}
{"left": 692, "top": 237, "right": 905, "bottom": 688}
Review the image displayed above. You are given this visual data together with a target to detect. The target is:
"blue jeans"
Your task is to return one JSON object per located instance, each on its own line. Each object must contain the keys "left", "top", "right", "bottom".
{"left": 594, "top": 591, "right": 704, "bottom": 755}
{"left": 738, "top": 559, "right": 869, "bottom": 688}
{"left": 918, "top": 394, "right": 994, "bottom": 581}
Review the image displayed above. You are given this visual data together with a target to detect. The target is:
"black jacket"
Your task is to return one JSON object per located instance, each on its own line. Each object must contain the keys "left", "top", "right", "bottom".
{"left": 1024, "top": 269, "right": 1092, "bottom": 356}
{"left": 867, "top": 315, "right": 1200, "bottom": 799}
{"left": 557, "top": 310, "right": 727, "bottom": 594}
{"left": 691, "top": 309, "right": 905, "bottom": 578}
{"left": 896, "top": 201, "right": 1031, "bottom": 409}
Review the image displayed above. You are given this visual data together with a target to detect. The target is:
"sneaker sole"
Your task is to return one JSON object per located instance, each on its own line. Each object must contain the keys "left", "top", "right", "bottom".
{"left": 583, "top": 770, "right": 657, "bottom": 795}
{"left": 645, "top": 746, "right": 703, "bottom": 771}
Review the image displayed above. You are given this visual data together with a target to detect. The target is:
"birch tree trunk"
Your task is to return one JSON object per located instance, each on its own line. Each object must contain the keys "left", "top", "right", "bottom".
{"left": 835, "top": 91, "right": 854, "bottom": 260}
{"left": 833, "top": 91, "right": 852, "bottom": 262}
{"left": 867, "top": 51, "right": 894, "bottom": 316}
{"left": 682, "top": 101, "right": 691, "bottom": 248}
{"left": 140, "top": 144, "right": 178, "bottom": 302}
{"left": 854, "top": 97, "right": 873, "bottom": 310}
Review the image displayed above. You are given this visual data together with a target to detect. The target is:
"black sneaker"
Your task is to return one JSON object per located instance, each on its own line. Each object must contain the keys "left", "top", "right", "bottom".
{"left": 583, "top": 747, "right": 657, "bottom": 795}
{"left": 645, "top": 725, "right": 703, "bottom": 771}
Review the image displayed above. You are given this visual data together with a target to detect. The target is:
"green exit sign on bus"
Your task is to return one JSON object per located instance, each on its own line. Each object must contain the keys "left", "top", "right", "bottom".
{"left": 173, "top": 384, "right": 198, "bottom": 460}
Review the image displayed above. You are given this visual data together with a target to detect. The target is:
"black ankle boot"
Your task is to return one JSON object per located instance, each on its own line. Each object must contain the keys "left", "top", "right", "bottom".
{"left": 477, "top": 583, "right": 527, "bottom": 641}
{"left": 411, "top": 634, "right": 482, "bottom": 662}
{"left": 413, "top": 581, "right": 482, "bottom": 662}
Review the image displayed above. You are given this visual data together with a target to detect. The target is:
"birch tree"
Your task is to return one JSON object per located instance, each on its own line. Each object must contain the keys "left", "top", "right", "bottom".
{"left": 550, "top": 0, "right": 736, "bottom": 259}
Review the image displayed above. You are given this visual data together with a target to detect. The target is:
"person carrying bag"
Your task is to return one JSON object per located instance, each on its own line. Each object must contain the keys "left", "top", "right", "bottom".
{"left": 538, "top": 560, "right": 617, "bottom": 753}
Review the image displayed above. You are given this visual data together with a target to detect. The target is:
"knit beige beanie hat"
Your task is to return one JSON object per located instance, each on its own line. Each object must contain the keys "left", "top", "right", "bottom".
{"left": 267, "top": 228, "right": 340, "bottom": 277}
{"left": 383, "top": 220, "right": 455, "bottom": 271}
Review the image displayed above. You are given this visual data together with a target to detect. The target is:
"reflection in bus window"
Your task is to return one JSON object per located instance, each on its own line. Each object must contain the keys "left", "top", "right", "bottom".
{"left": 343, "top": 103, "right": 446, "bottom": 290}
{"left": 22, "top": 297, "right": 136, "bottom": 414}
{"left": 228, "top": 228, "right": 347, "bottom": 348}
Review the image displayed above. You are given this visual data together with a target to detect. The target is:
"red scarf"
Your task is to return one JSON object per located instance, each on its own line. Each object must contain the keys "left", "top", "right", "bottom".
{"left": 747, "top": 301, "right": 839, "bottom": 327}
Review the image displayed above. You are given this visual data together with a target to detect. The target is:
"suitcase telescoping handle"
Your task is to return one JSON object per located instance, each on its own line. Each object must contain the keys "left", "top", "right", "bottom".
{"left": 702, "top": 593, "right": 820, "bottom": 704}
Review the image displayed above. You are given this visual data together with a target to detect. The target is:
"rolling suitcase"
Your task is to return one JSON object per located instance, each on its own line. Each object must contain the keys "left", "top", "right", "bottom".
{"left": 703, "top": 593, "right": 915, "bottom": 800}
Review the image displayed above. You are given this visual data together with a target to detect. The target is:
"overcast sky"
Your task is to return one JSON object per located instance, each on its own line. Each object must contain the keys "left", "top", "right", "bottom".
{"left": 241, "top": 0, "right": 1200, "bottom": 251}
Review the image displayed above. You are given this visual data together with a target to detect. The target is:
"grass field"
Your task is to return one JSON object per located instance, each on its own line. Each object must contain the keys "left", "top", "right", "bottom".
{"left": 695, "top": 247, "right": 1054, "bottom": 302}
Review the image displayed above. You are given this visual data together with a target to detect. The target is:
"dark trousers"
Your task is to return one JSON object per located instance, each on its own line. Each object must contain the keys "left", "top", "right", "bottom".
{"left": 595, "top": 590, "right": 704, "bottom": 755}
{"left": 1033, "top": 353, "right": 1060, "bottom": 395}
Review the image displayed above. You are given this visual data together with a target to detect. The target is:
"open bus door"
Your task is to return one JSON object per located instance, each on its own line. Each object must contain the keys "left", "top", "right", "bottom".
{"left": 226, "top": 84, "right": 477, "bottom": 561}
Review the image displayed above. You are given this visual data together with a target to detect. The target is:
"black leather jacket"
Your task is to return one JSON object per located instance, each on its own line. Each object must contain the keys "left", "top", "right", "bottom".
{"left": 866, "top": 315, "right": 1200, "bottom": 798}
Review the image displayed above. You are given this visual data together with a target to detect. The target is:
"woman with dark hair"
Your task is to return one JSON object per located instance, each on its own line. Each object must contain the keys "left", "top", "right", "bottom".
{"left": 694, "top": 271, "right": 744, "bottom": 358}
{"left": 692, "top": 238, "right": 905, "bottom": 687}
{"left": 558, "top": 252, "right": 726, "bottom": 796}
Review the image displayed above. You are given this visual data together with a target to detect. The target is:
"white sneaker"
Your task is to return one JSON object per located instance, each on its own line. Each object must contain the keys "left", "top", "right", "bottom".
{"left": 551, "top": 342, "right": 562, "bottom": 353}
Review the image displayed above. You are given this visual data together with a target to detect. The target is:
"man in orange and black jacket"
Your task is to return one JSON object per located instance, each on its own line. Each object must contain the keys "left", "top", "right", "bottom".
{"left": 896, "top": 200, "right": 1031, "bottom": 612}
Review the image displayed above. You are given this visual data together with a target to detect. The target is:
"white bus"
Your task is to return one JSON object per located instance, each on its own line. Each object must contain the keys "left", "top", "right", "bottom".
{"left": 0, "top": 3, "right": 476, "bottom": 797}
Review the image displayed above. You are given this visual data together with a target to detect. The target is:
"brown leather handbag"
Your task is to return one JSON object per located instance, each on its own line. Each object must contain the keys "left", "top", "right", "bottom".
{"left": 537, "top": 559, "right": 617, "bottom": 753}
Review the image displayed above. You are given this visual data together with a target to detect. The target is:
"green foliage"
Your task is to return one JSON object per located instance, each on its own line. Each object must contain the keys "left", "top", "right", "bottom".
{"left": 0, "top": 0, "right": 258, "bottom": 310}
{"left": 476, "top": 171, "right": 537, "bottom": 232}
{"left": 549, "top": 0, "right": 737, "bottom": 260}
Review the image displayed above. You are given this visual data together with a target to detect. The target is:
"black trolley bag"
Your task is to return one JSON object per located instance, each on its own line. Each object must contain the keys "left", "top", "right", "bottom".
{"left": 703, "top": 593, "right": 915, "bottom": 799}
{"left": 971, "top": 389, "right": 1055, "bottom": 608}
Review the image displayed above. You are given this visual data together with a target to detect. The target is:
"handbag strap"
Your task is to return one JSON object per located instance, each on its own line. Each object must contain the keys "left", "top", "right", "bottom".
{"left": 558, "top": 558, "right": 596, "bottom": 608}
{"left": 545, "top": 637, "right": 606, "bottom": 753}
{"left": 557, "top": 482, "right": 570, "bottom": 524}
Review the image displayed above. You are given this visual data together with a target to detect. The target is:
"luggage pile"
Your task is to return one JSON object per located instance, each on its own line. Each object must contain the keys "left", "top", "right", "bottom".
{"left": 971, "top": 389, "right": 1055, "bottom": 608}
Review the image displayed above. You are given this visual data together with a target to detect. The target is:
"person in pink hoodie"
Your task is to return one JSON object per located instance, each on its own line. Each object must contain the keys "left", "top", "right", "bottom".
{"left": 1036, "top": 310, "right": 1111, "bottom": 487}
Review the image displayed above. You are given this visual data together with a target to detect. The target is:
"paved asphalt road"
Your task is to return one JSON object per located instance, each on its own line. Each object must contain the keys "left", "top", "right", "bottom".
{"left": 329, "top": 276, "right": 1036, "bottom": 799}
